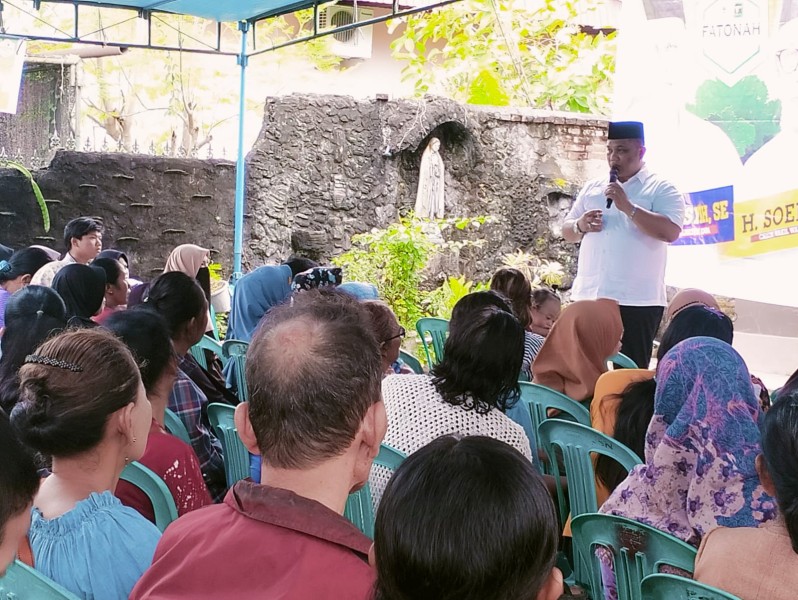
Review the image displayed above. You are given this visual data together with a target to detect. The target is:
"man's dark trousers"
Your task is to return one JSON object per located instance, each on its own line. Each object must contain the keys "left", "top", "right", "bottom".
{"left": 619, "top": 305, "right": 664, "bottom": 368}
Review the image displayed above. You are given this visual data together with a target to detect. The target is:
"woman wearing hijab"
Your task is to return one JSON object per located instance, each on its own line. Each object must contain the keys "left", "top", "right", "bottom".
{"left": 52, "top": 264, "right": 107, "bottom": 328}
{"left": 532, "top": 299, "right": 623, "bottom": 405}
{"left": 666, "top": 288, "right": 720, "bottom": 321}
{"left": 0, "top": 247, "right": 53, "bottom": 329}
{"left": 226, "top": 265, "right": 293, "bottom": 343}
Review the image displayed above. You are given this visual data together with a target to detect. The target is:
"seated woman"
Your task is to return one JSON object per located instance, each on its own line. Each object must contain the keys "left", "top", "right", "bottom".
{"left": 0, "top": 286, "right": 67, "bottom": 414}
{"left": 532, "top": 299, "right": 623, "bottom": 406}
{"left": 593, "top": 304, "right": 734, "bottom": 498}
{"left": 106, "top": 310, "right": 213, "bottom": 521}
{"left": 373, "top": 435, "right": 563, "bottom": 600}
{"left": 528, "top": 287, "right": 562, "bottom": 357}
{"left": 0, "top": 412, "right": 40, "bottom": 577}
{"left": 51, "top": 263, "right": 106, "bottom": 328}
{"left": 601, "top": 337, "right": 775, "bottom": 545}
{"left": 695, "top": 391, "right": 798, "bottom": 600}
{"left": 370, "top": 294, "right": 533, "bottom": 507}
{"left": 362, "top": 300, "right": 405, "bottom": 376}
{"left": 665, "top": 287, "right": 720, "bottom": 322}
{"left": 139, "top": 272, "right": 226, "bottom": 501}
{"left": 489, "top": 267, "right": 537, "bottom": 380}
{"left": 92, "top": 257, "right": 129, "bottom": 324}
{"left": 10, "top": 328, "right": 160, "bottom": 598}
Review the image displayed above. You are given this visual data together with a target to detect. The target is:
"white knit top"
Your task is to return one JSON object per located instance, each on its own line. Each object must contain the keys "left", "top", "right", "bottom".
{"left": 369, "top": 374, "right": 533, "bottom": 509}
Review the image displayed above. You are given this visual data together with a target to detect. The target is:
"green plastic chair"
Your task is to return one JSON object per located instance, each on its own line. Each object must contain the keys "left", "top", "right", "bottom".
{"left": 164, "top": 408, "right": 191, "bottom": 445}
{"left": 538, "top": 420, "right": 642, "bottom": 589}
{"left": 398, "top": 349, "right": 424, "bottom": 374}
{"left": 415, "top": 317, "right": 449, "bottom": 367}
{"left": 344, "top": 443, "right": 406, "bottom": 539}
{"left": 208, "top": 402, "right": 250, "bottom": 488}
{"left": 119, "top": 461, "right": 179, "bottom": 532}
{"left": 571, "top": 514, "right": 698, "bottom": 600}
{"left": 608, "top": 352, "right": 639, "bottom": 369}
{"left": 641, "top": 574, "right": 741, "bottom": 600}
{"left": 189, "top": 335, "right": 227, "bottom": 370}
{"left": 0, "top": 560, "right": 80, "bottom": 599}
{"left": 222, "top": 339, "right": 249, "bottom": 402}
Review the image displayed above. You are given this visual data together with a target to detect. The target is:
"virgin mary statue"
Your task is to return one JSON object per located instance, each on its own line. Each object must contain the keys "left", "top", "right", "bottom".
{"left": 414, "top": 137, "right": 445, "bottom": 219}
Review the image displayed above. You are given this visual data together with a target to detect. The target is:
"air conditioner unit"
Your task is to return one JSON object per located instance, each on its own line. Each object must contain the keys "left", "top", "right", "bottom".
{"left": 317, "top": 6, "right": 374, "bottom": 59}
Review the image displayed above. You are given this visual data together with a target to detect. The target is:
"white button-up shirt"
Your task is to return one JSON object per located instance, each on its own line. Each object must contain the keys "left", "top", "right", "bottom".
{"left": 566, "top": 165, "right": 685, "bottom": 306}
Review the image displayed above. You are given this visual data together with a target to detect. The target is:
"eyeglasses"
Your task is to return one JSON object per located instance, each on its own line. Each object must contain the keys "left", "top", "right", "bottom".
{"left": 382, "top": 326, "right": 406, "bottom": 345}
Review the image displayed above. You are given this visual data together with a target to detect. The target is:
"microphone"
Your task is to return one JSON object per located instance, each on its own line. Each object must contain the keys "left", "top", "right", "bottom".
{"left": 606, "top": 167, "right": 619, "bottom": 209}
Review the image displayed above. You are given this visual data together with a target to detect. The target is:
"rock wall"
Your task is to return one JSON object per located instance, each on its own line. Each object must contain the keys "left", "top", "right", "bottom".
{"left": 0, "top": 152, "right": 236, "bottom": 277}
{"left": 246, "top": 94, "right": 608, "bottom": 281}
{"left": 0, "top": 94, "right": 610, "bottom": 284}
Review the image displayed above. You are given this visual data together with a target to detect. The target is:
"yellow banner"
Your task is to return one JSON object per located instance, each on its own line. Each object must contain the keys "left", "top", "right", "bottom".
{"left": 723, "top": 188, "right": 798, "bottom": 257}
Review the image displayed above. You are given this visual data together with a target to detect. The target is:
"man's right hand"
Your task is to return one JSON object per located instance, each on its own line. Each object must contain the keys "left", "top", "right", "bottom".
{"left": 578, "top": 209, "right": 604, "bottom": 234}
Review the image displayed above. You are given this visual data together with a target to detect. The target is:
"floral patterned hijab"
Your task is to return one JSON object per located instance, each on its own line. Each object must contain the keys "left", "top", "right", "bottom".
{"left": 600, "top": 337, "right": 776, "bottom": 546}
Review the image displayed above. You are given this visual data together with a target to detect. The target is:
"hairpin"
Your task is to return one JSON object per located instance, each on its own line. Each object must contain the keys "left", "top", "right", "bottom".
{"left": 24, "top": 354, "right": 84, "bottom": 372}
{"left": 0, "top": 260, "right": 11, "bottom": 274}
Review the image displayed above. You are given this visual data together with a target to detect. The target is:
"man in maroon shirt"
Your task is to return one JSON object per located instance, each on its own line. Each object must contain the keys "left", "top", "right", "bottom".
{"left": 131, "top": 290, "right": 387, "bottom": 600}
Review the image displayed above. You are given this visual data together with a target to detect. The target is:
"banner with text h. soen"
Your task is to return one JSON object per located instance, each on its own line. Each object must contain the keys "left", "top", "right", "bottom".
{"left": 613, "top": 0, "right": 798, "bottom": 306}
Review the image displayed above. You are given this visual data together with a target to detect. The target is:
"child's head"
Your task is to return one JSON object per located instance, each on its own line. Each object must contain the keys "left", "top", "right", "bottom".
{"left": 529, "top": 289, "right": 561, "bottom": 337}
{"left": 373, "top": 435, "right": 562, "bottom": 600}
{"left": 759, "top": 392, "right": 798, "bottom": 553}
{"left": 0, "top": 413, "right": 39, "bottom": 576}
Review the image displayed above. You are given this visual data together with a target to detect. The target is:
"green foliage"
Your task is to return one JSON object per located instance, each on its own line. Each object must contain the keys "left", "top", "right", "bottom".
{"left": 687, "top": 76, "right": 782, "bottom": 162}
{"left": 333, "top": 215, "right": 491, "bottom": 335}
{"left": 0, "top": 161, "right": 50, "bottom": 232}
{"left": 389, "top": 0, "right": 615, "bottom": 113}
{"left": 424, "top": 275, "right": 488, "bottom": 320}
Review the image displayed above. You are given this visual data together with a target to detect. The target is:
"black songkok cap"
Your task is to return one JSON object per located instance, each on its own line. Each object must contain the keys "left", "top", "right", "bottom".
{"left": 608, "top": 121, "right": 645, "bottom": 143}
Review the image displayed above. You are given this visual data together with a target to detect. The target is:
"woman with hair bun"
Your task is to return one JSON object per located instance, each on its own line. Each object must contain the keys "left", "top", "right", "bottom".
{"left": 10, "top": 328, "right": 159, "bottom": 599}
{"left": 695, "top": 391, "right": 798, "bottom": 599}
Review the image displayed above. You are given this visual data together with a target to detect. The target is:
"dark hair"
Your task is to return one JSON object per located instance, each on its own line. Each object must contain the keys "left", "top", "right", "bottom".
{"left": 92, "top": 257, "right": 124, "bottom": 288}
{"left": 761, "top": 392, "right": 798, "bottom": 553}
{"left": 245, "top": 289, "right": 382, "bottom": 469}
{"left": 432, "top": 305, "right": 523, "bottom": 414}
{"left": 0, "top": 247, "right": 52, "bottom": 283}
{"left": 490, "top": 268, "right": 532, "bottom": 329}
{"left": 531, "top": 288, "right": 560, "bottom": 308}
{"left": 282, "top": 255, "right": 320, "bottom": 277}
{"left": 63, "top": 216, "right": 103, "bottom": 252}
{"left": 373, "top": 435, "right": 558, "bottom": 600}
{"left": 0, "top": 286, "right": 67, "bottom": 413}
{"left": 96, "top": 249, "right": 129, "bottom": 268}
{"left": 656, "top": 305, "right": 734, "bottom": 361}
{"left": 0, "top": 412, "right": 39, "bottom": 544}
{"left": 52, "top": 264, "right": 107, "bottom": 321}
{"left": 143, "top": 272, "right": 207, "bottom": 338}
{"left": 595, "top": 378, "right": 657, "bottom": 491}
{"left": 449, "top": 291, "right": 512, "bottom": 334}
{"left": 103, "top": 310, "right": 173, "bottom": 394}
{"left": 11, "top": 328, "right": 141, "bottom": 457}
{"left": 362, "top": 300, "right": 400, "bottom": 344}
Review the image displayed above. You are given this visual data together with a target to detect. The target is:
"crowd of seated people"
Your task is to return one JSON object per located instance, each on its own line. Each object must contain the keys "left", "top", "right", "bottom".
{"left": 1, "top": 216, "right": 797, "bottom": 600}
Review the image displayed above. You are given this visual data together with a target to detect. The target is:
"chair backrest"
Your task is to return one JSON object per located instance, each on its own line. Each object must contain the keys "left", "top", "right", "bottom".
{"left": 189, "top": 335, "right": 227, "bottom": 370}
{"left": 119, "top": 461, "right": 179, "bottom": 532}
{"left": 344, "top": 444, "right": 406, "bottom": 539}
{"left": 538, "top": 420, "right": 642, "bottom": 526}
{"left": 641, "top": 574, "right": 741, "bottom": 600}
{"left": 207, "top": 402, "right": 250, "bottom": 488}
{"left": 398, "top": 349, "right": 424, "bottom": 374}
{"left": 608, "top": 352, "right": 640, "bottom": 369}
{"left": 415, "top": 318, "right": 449, "bottom": 367}
{"left": 0, "top": 560, "right": 80, "bottom": 599}
{"left": 222, "top": 339, "right": 249, "bottom": 402}
{"left": 163, "top": 408, "right": 191, "bottom": 445}
{"left": 518, "top": 382, "right": 590, "bottom": 476}
{"left": 571, "top": 514, "right": 698, "bottom": 600}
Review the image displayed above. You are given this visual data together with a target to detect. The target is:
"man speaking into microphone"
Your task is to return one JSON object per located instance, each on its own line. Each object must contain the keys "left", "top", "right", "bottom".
{"left": 562, "top": 121, "right": 685, "bottom": 369}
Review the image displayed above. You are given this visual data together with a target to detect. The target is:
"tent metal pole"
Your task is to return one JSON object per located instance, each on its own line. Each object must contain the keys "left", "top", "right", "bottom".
{"left": 232, "top": 20, "right": 249, "bottom": 282}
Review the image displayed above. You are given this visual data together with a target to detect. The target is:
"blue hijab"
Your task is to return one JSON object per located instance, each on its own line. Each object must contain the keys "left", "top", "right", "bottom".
{"left": 338, "top": 281, "right": 379, "bottom": 300}
{"left": 226, "top": 265, "right": 292, "bottom": 343}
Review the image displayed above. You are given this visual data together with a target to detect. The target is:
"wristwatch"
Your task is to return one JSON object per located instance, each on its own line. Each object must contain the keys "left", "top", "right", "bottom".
{"left": 573, "top": 220, "right": 585, "bottom": 235}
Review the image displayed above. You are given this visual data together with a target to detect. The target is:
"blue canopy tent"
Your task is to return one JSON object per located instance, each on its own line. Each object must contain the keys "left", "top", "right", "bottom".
{"left": 1, "top": 0, "right": 458, "bottom": 278}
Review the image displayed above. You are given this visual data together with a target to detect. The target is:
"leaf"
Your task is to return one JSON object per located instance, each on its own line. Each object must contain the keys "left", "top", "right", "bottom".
{"left": 1, "top": 161, "right": 50, "bottom": 232}
{"left": 467, "top": 69, "right": 510, "bottom": 106}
